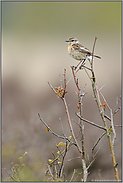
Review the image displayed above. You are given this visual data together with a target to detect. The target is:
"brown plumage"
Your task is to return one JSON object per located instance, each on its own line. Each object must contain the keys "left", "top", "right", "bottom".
{"left": 66, "top": 37, "right": 101, "bottom": 60}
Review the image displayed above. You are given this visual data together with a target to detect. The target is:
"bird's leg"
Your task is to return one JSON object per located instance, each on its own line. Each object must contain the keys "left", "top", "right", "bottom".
{"left": 74, "top": 58, "right": 86, "bottom": 70}
{"left": 74, "top": 60, "right": 82, "bottom": 70}
{"left": 79, "top": 64, "right": 92, "bottom": 71}
{"left": 81, "top": 58, "right": 86, "bottom": 65}
{"left": 79, "top": 57, "right": 92, "bottom": 71}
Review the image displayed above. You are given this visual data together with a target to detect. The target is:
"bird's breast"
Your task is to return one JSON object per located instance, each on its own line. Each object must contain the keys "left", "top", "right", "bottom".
{"left": 68, "top": 45, "right": 84, "bottom": 60}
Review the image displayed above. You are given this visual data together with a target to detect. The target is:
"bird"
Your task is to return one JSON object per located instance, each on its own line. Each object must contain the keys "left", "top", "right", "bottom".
{"left": 65, "top": 37, "right": 101, "bottom": 69}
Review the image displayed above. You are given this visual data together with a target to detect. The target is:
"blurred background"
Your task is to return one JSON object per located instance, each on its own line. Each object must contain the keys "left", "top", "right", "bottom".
{"left": 2, "top": 1, "right": 121, "bottom": 181}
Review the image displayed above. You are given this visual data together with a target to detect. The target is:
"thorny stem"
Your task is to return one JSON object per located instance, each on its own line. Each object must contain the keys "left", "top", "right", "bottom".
{"left": 92, "top": 77, "right": 119, "bottom": 181}
{"left": 48, "top": 70, "right": 81, "bottom": 154}
{"left": 91, "top": 36, "right": 97, "bottom": 72}
{"left": 62, "top": 69, "right": 80, "bottom": 150}
{"left": 62, "top": 97, "right": 81, "bottom": 153}
{"left": 90, "top": 37, "right": 119, "bottom": 181}
{"left": 71, "top": 67, "right": 87, "bottom": 181}
{"left": 99, "top": 91, "right": 116, "bottom": 145}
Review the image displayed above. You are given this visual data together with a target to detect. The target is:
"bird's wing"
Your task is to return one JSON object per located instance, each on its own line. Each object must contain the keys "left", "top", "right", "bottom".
{"left": 72, "top": 43, "right": 91, "bottom": 55}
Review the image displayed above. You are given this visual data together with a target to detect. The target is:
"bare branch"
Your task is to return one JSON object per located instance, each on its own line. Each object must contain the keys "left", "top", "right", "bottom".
{"left": 48, "top": 81, "right": 59, "bottom": 96}
{"left": 92, "top": 132, "right": 106, "bottom": 153}
{"left": 70, "top": 169, "right": 77, "bottom": 182}
{"left": 87, "top": 148, "right": 100, "bottom": 171}
{"left": 91, "top": 37, "right": 97, "bottom": 72}
{"left": 62, "top": 98, "right": 81, "bottom": 153}
{"left": 59, "top": 118, "right": 65, "bottom": 137}
{"left": 99, "top": 92, "right": 116, "bottom": 145}
{"left": 63, "top": 69, "right": 67, "bottom": 97}
{"left": 71, "top": 66, "right": 81, "bottom": 94}
{"left": 113, "top": 95, "right": 121, "bottom": 115}
{"left": 76, "top": 113, "right": 106, "bottom": 131}
{"left": 58, "top": 141, "right": 68, "bottom": 177}
{"left": 38, "top": 113, "right": 72, "bottom": 143}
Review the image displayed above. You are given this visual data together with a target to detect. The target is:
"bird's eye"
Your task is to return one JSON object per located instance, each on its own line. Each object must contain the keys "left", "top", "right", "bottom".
{"left": 72, "top": 39, "right": 74, "bottom": 42}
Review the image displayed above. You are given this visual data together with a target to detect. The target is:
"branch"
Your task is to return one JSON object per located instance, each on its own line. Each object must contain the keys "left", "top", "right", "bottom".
{"left": 62, "top": 98, "right": 81, "bottom": 153}
{"left": 63, "top": 69, "right": 67, "bottom": 97}
{"left": 48, "top": 82, "right": 58, "bottom": 95}
{"left": 99, "top": 91, "right": 116, "bottom": 145}
{"left": 2, "top": 168, "right": 18, "bottom": 182}
{"left": 70, "top": 169, "right": 77, "bottom": 182}
{"left": 113, "top": 95, "right": 121, "bottom": 115}
{"left": 89, "top": 38, "right": 119, "bottom": 180}
{"left": 58, "top": 141, "right": 68, "bottom": 177}
{"left": 48, "top": 71, "right": 81, "bottom": 153}
{"left": 91, "top": 37, "right": 97, "bottom": 72}
{"left": 76, "top": 113, "right": 106, "bottom": 131}
{"left": 71, "top": 66, "right": 81, "bottom": 94}
{"left": 87, "top": 148, "right": 100, "bottom": 170}
{"left": 92, "top": 132, "right": 106, "bottom": 153}
{"left": 37, "top": 113, "right": 73, "bottom": 143}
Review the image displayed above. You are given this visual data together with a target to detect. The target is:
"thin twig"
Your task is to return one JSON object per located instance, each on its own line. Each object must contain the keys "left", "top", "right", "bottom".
{"left": 38, "top": 113, "right": 72, "bottom": 143}
{"left": 47, "top": 165, "right": 54, "bottom": 179}
{"left": 87, "top": 148, "right": 100, "bottom": 171}
{"left": 113, "top": 107, "right": 121, "bottom": 115}
{"left": 96, "top": 84, "right": 103, "bottom": 110}
{"left": 98, "top": 84, "right": 106, "bottom": 91}
{"left": 92, "top": 132, "right": 106, "bottom": 153}
{"left": 2, "top": 168, "right": 18, "bottom": 182}
{"left": 89, "top": 38, "right": 119, "bottom": 180}
{"left": 59, "top": 118, "right": 65, "bottom": 137}
{"left": 51, "top": 151, "right": 57, "bottom": 179}
{"left": 62, "top": 98, "right": 81, "bottom": 153}
{"left": 71, "top": 66, "right": 86, "bottom": 155}
{"left": 71, "top": 66, "right": 87, "bottom": 181}
{"left": 76, "top": 113, "right": 106, "bottom": 131}
{"left": 110, "top": 108, "right": 116, "bottom": 146}
{"left": 86, "top": 158, "right": 95, "bottom": 171}
{"left": 100, "top": 91, "right": 110, "bottom": 110}
{"left": 48, "top": 72, "right": 81, "bottom": 153}
{"left": 71, "top": 66, "right": 81, "bottom": 94}
{"left": 48, "top": 82, "right": 57, "bottom": 94}
{"left": 63, "top": 69, "right": 66, "bottom": 97}
{"left": 74, "top": 171, "right": 83, "bottom": 182}
{"left": 70, "top": 169, "right": 77, "bottom": 182}
{"left": 113, "top": 95, "right": 121, "bottom": 115}
{"left": 58, "top": 141, "right": 68, "bottom": 177}
{"left": 91, "top": 37, "right": 97, "bottom": 72}
{"left": 114, "top": 124, "right": 122, "bottom": 127}
{"left": 99, "top": 92, "right": 116, "bottom": 145}
{"left": 66, "top": 77, "right": 71, "bottom": 85}
{"left": 64, "top": 156, "right": 80, "bottom": 164}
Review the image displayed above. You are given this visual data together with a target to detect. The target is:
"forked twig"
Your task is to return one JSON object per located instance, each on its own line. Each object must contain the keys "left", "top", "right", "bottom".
{"left": 38, "top": 113, "right": 72, "bottom": 143}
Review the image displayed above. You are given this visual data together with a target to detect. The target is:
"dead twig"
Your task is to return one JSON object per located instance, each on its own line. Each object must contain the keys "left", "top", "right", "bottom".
{"left": 76, "top": 113, "right": 106, "bottom": 131}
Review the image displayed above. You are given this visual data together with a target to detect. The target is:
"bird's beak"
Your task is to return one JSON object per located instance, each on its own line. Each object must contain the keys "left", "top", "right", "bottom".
{"left": 65, "top": 40, "right": 69, "bottom": 42}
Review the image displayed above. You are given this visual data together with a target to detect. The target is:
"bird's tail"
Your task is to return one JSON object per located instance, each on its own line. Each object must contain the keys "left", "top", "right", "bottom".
{"left": 94, "top": 55, "right": 101, "bottom": 59}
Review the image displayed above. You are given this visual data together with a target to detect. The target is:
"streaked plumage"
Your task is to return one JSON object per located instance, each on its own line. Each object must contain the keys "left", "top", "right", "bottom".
{"left": 66, "top": 37, "right": 101, "bottom": 61}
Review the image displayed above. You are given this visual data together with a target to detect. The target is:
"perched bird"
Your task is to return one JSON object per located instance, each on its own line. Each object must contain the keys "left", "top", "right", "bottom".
{"left": 66, "top": 37, "right": 101, "bottom": 69}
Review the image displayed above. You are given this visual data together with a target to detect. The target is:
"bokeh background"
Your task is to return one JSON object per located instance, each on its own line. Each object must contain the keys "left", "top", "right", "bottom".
{"left": 2, "top": 1, "right": 121, "bottom": 181}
